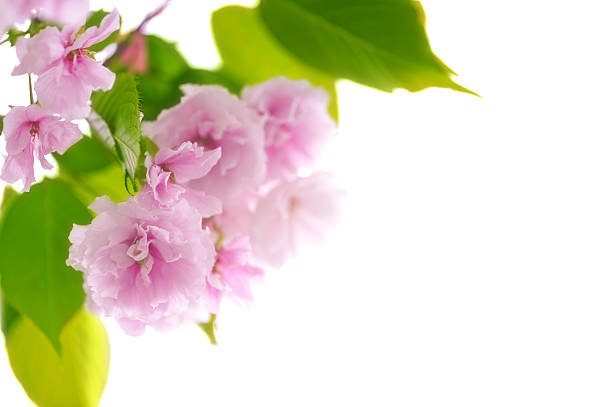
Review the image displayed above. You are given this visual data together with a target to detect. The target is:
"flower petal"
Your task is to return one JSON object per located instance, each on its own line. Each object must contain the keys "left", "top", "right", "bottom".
{"left": 12, "top": 27, "right": 65, "bottom": 76}
{"left": 71, "top": 8, "right": 120, "bottom": 50}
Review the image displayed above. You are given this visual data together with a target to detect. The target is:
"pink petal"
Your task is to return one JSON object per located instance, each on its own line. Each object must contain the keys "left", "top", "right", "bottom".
{"left": 0, "top": 0, "right": 33, "bottom": 34}
{"left": 1, "top": 142, "right": 35, "bottom": 192}
{"left": 35, "top": 61, "right": 92, "bottom": 120}
{"left": 242, "top": 77, "right": 335, "bottom": 181}
{"left": 3, "top": 106, "right": 34, "bottom": 155}
{"left": 250, "top": 173, "right": 343, "bottom": 267}
{"left": 117, "top": 318, "right": 146, "bottom": 336}
{"left": 155, "top": 143, "right": 222, "bottom": 184}
{"left": 71, "top": 8, "right": 120, "bottom": 50}
{"left": 146, "top": 164, "right": 185, "bottom": 207}
{"left": 182, "top": 188, "right": 223, "bottom": 219}
{"left": 12, "top": 27, "right": 65, "bottom": 76}
{"left": 38, "top": 117, "right": 82, "bottom": 154}
{"left": 35, "top": 0, "right": 89, "bottom": 26}
{"left": 71, "top": 56, "right": 115, "bottom": 91}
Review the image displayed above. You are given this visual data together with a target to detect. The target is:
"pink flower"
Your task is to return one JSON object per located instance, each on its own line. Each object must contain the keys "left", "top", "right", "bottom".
{"left": 0, "top": 0, "right": 88, "bottom": 33}
{"left": 143, "top": 141, "right": 223, "bottom": 218}
{"left": 67, "top": 195, "right": 217, "bottom": 335}
{"left": 142, "top": 85, "right": 266, "bottom": 203}
{"left": 209, "top": 191, "right": 258, "bottom": 241}
{"left": 12, "top": 9, "right": 119, "bottom": 119}
{"left": 0, "top": 105, "right": 81, "bottom": 191}
{"left": 35, "top": 0, "right": 90, "bottom": 26}
{"left": 242, "top": 77, "right": 336, "bottom": 181}
{"left": 205, "top": 236, "right": 264, "bottom": 313}
{"left": 250, "top": 173, "right": 344, "bottom": 267}
{"left": 0, "top": 0, "right": 32, "bottom": 34}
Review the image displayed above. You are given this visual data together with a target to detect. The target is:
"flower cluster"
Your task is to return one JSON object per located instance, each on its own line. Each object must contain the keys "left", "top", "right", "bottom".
{"left": 1, "top": 4, "right": 342, "bottom": 336}
{"left": 68, "top": 79, "right": 343, "bottom": 335}
{"left": 1, "top": 7, "right": 119, "bottom": 191}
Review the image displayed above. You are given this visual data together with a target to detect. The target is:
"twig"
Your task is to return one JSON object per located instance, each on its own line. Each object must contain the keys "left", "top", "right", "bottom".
{"left": 136, "top": 0, "right": 172, "bottom": 32}
{"left": 104, "top": 0, "right": 172, "bottom": 68}
{"left": 28, "top": 74, "right": 34, "bottom": 105}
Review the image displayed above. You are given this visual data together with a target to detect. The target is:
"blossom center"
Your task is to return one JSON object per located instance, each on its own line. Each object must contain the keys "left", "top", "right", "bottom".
{"left": 127, "top": 225, "right": 150, "bottom": 262}
{"left": 30, "top": 122, "right": 40, "bottom": 138}
{"left": 288, "top": 196, "right": 300, "bottom": 214}
{"left": 66, "top": 48, "right": 95, "bottom": 68}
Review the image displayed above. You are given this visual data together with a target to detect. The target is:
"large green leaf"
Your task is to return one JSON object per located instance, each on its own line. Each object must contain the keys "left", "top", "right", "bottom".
{"left": 1, "top": 298, "right": 19, "bottom": 336}
{"left": 212, "top": 6, "right": 339, "bottom": 120}
{"left": 0, "top": 179, "right": 91, "bottom": 352}
{"left": 6, "top": 309, "right": 110, "bottom": 407}
{"left": 258, "top": 0, "right": 474, "bottom": 94}
{"left": 1, "top": 186, "right": 20, "bottom": 337}
{"left": 91, "top": 73, "right": 142, "bottom": 188}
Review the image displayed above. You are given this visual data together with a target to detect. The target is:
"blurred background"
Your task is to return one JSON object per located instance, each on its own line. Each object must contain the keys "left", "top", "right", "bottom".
{"left": 2, "top": 0, "right": 612, "bottom": 405}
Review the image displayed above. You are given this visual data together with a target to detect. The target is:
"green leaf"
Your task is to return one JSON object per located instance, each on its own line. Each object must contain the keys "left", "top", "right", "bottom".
{"left": 0, "top": 179, "right": 92, "bottom": 352}
{"left": 91, "top": 73, "right": 142, "bottom": 189}
{"left": 142, "top": 136, "right": 159, "bottom": 157}
{"left": 6, "top": 309, "right": 110, "bottom": 407}
{"left": 0, "top": 115, "right": 4, "bottom": 134}
{"left": 132, "top": 35, "right": 240, "bottom": 120}
{"left": 0, "top": 186, "right": 20, "bottom": 336}
{"left": 199, "top": 314, "right": 218, "bottom": 345}
{"left": 87, "top": 109, "right": 116, "bottom": 149}
{"left": 212, "top": 6, "right": 339, "bottom": 120}
{"left": 54, "top": 136, "right": 115, "bottom": 174}
{"left": 55, "top": 136, "right": 130, "bottom": 205}
{"left": 0, "top": 185, "right": 19, "bottom": 217}
{"left": 85, "top": 9, "right": 121, "bottom": 53}
{"left": 1, "top": 298, "right": 19, "bottom": 336}
{"left": 135, "top": 35, "right": 189, "bottom": 120}
{"left": 258, "top": 0, "right": 474, "bottom": 95}
{"left": 131, "top": 35, "right": 189, "bottom": 120}
{"left": 62, "top": 164, "right": 130, "bottom": 206}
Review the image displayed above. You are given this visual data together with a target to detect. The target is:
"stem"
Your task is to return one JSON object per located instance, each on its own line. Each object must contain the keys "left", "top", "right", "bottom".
{"left": 0, "top": 37, "right": 9, "bottom": 46}
{"left": 28, "top": 74, "right": 34, "bottom": 105}
{"left": 136, "top": 0, "right": 172, "bottom": 32}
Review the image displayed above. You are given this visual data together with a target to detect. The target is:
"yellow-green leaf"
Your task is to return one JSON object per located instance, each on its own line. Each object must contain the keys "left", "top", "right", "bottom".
{"left": 6, "top": 309, "right": 110, "bottom": 407}
{"left": 212, "top": 6, "right": 339, "bottom": 120}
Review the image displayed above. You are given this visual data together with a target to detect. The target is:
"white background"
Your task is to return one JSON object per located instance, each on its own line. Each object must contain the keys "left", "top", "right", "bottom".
{"left": 2, "top": 0, "right": 612, "bottom": 406}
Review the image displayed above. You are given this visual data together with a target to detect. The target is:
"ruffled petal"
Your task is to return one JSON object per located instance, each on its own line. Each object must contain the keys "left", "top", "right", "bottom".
{"left": 71, "top": 55, "right": 115, "bottom": 91}
{"left": 1, "top": 141, "right": 35, "bottom": 192}
{"left": 36, "top": 0, "right": 89, "bottom": 26}
{"left": 38, "top": 117, "right": 82, "bottom": 154}
{"left": 12, "top": 27, "right": 65, "bottom": 76}
{"left": 71, "top": 8, "right": 119, "bottom": 50}
{"left": 35, "top": 61, "right": 92, "bottom": 119}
